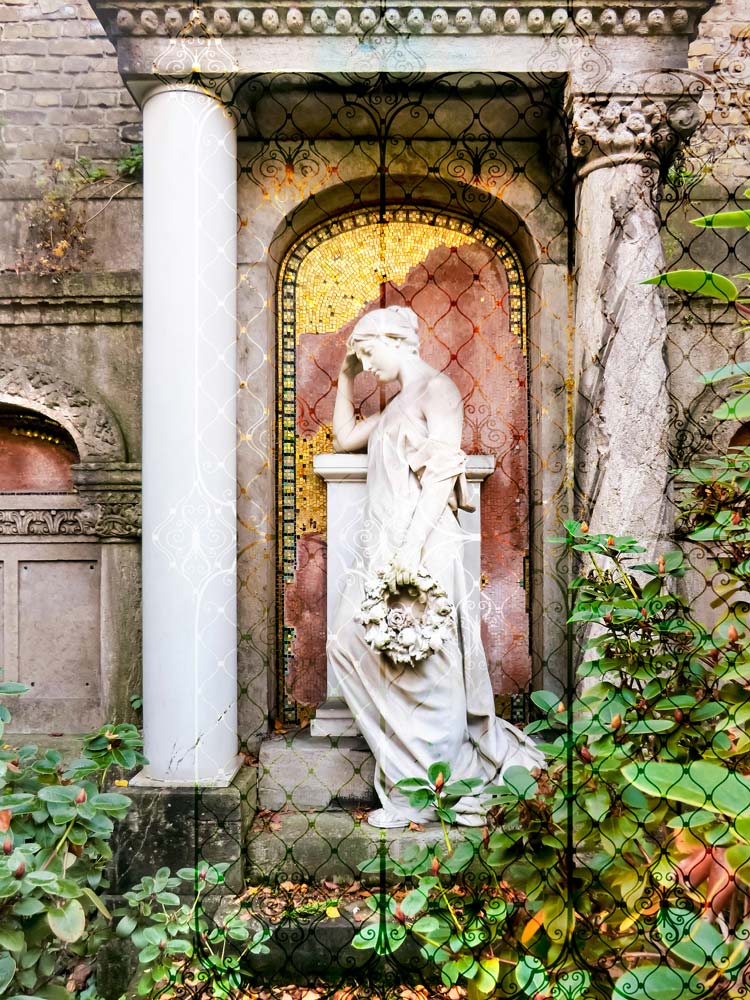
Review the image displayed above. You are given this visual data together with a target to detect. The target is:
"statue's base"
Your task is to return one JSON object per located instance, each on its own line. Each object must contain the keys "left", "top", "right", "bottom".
{"left": 309, "top": 697, "right": 361, "bottom": 738}
{"left": 258, "top": 727, "right": 376, "bottom": 811}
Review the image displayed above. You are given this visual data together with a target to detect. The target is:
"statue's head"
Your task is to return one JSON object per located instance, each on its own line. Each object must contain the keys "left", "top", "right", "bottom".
{"left": 348, "top": 306, "right": 420, "bottom": 382}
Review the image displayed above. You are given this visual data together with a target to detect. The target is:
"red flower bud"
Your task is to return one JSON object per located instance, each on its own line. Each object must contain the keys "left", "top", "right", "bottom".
{"left": 580, "top": 522, "right": 589, "bottom": 534}
{"left": 708, "top": 647, "right": 720, "bottom": 662}
{"left": 394, "top": 903, "right": 406, "bottom": 925}
{"left": 579, "top": 746, "right": 593, "bottom": 764}
{"left": 76, "top": 789, "right": 87, "bottom": 804}
{"left": 431, "top": 856, "right": 440, "bottom": 876}
{"left": 482, "top": 826, "right": 489, "bottom": 850}
{"left": 13, "top": 861, "right": 25, "bottom": 879}
{"left": 733, "top": 510, "right": 741, "bottom": 525}
{"left": 610, "top": 713, "right": 622, "bottom": 731}
{"left": 658, "top": 556, "right": 666, "bottom": 575}
{"left": 674, "top": 708, "right": 684, "bottom": 723}
{"left": 640, "top": 608, "right": 648, "bottom": 619}
{"left": 434, "top": 772, "right": 444, "bottom": 793}
{"left": 607, "top": 536, "right": 615, "bottom": 547}
{"left": 729, "top": 624, "right": 740, "bottom": 643}
{"left": 3, "top": 837, "right": 12, "bottom": 855}
{"left": 604, "top": 612, "right": 613, "bottom": 625}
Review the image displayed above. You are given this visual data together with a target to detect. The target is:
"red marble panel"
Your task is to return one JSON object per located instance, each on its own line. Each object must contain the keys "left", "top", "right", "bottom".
{"left": 287, "top": 238, "right": 530, "bottom": 704}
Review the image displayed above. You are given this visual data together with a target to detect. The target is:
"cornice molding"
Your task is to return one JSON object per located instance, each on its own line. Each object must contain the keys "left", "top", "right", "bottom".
{"left": 91, "top": 1, "right": 707, "bottom": 41}
{"left": 0, "top": 464, "right": 142, "bottom": 539}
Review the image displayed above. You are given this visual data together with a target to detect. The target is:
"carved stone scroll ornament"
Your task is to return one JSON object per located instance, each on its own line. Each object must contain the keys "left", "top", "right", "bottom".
{"left": 569, "top": 93, "right": 703, "bottom": 175}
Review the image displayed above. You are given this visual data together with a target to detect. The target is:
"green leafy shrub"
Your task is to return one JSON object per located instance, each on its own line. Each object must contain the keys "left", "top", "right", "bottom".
{"left": 0, "top": 682, "right": 145, "bottom": 998}
{"left": 352, "top": 523, "right": 750, "bottom": 998}
{"left": 116, "top": 144, "right": 143, "bottom": 180}
{"left": 115, "top": 865, "right": 270, "bottom": 999}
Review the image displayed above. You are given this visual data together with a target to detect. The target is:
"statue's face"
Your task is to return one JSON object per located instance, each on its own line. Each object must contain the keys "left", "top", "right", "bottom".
{"left": 356, "top": 337, "right": 402, "bottom": 382}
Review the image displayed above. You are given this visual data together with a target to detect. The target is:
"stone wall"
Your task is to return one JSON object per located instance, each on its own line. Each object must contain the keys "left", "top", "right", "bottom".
{"left": 0, "top": 0, "right": 139, "bottom": 178}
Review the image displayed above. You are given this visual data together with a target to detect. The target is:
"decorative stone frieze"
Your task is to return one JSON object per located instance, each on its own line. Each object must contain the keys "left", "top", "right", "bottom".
{"left": 0, "top": 464, "right": 141, "bottom": 539}
{"left": 92, "top": 1, "right": 703, "bottom": 39}
{"left": 569, "top": 90, "right": 703, "bottom": 175}
{"left": 0, "top": 360, "right": 127, "bottom": 464}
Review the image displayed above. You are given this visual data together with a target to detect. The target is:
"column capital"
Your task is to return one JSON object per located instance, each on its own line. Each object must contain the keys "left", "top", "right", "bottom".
{"left": 568, "top": 87, "right": 703, "bottom": 178}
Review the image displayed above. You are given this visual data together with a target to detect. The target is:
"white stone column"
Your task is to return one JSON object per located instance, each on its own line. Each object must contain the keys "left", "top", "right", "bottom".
{"left": 310, "top": 453, "right": 495, "bottom": 739}
{"left": 137, "top": 84, "right": 240, "bottom": 785}
{"left": 570, "top": 92, "right": 699, "bottom": 556}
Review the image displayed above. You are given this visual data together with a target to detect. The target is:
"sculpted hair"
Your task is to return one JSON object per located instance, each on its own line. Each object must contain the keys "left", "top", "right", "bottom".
{"left": 347, "top": 306, "right": 420, "bottom": 351}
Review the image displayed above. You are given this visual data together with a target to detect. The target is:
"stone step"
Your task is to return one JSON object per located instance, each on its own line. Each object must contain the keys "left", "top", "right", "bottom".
{"left": 257, "top": 728, "right": 377, "bottom": 811}
{"left": 245, "top": 807, "right": 447, "bottom": 883}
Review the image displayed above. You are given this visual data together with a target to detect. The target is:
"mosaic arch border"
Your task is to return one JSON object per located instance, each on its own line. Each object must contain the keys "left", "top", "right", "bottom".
{"left": 275, "top": 204, "right": 529, "bottom": 720}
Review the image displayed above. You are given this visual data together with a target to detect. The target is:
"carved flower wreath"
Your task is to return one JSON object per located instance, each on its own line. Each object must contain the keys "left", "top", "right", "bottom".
{"left": 357, "top": 566, "right": 456, "bottom": 667}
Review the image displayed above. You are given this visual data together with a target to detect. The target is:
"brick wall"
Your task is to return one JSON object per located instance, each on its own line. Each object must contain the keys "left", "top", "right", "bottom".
{"left": 688, "top": 0, "right": 750, "bottom": 187}
{"left": 0, "top": 0, "right": 140, "bottom": 179}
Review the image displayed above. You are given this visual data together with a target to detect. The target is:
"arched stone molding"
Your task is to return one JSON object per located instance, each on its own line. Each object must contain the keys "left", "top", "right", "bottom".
{"left": 0, "top": 359, "right": 127, "bottom": 464}
{"left": 0, "top": 361, "right": 140, "bottom": 539}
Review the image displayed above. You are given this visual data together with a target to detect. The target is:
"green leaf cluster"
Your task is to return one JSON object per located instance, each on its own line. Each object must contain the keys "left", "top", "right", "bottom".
{"left": 115, "top": 865, "right": 270, "bottom": 999}
{"left": 0, "top": 684, "right": 145, "bottom": 998}
{"left": 351, "top": 512, "right": 750, "bottom": 999}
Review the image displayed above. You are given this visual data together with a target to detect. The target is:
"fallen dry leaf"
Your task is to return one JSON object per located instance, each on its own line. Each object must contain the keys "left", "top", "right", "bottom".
{"left": 408, "top": 822, "right": 425, "bottom": 832}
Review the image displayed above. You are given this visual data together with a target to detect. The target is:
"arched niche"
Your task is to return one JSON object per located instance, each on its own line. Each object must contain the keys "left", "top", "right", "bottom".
{"left": 0, "top": 359, "right": 127, "bottom": 464}
{"left": 0, "top": 405, "right": 79, "bottom": 493}
{"left": 0, "top": 364, "right": 140, "bottom": 735}
{"left": 275, "top": 205, "right": 532, "bottom": 720}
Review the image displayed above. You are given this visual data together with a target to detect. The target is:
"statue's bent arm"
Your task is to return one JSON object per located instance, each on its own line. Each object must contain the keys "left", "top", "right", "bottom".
{"left": 332, "top": 355, "right": 381, "bottom": 452}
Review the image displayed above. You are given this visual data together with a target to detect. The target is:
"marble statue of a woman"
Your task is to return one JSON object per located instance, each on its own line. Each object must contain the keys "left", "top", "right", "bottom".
{"left": 328, "top": 305, "right": 543, "bottom": 829}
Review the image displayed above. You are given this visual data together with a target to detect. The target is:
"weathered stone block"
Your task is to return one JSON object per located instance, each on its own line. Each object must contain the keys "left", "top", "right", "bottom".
{"left": 30, "top": 22, "right": 60, "bottom": 37}
{"left": 111, "top": 766, "right": 257, "bottom": 896}
{"left": 246, "top": 808, "right": 447, "bottom": 883}
{"left": 258, "top": 729, "right": 376, "bottom": 812}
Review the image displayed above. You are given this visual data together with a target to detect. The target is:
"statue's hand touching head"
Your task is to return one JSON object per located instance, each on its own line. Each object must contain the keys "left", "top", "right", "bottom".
{"left": 347, "top": 306, "right": 420, "bottom": 384}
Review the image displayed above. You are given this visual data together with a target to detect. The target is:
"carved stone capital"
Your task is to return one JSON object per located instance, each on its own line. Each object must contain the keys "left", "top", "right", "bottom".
{"left": 73, "top": 462, "right": 142, "bottom": 538}
{"left": 569, "top": 90, "right": 703, "bottom": 176}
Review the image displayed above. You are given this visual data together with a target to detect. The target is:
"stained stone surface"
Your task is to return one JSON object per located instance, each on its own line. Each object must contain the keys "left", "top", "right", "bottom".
{"left": 110, "top": 766, "right": 257, "bottom": 895}
{"left": 246, "top": 806, "right": 449, "bottom": 883}
{"left": 257, "top": 729, "right": 377, "bottom": 811}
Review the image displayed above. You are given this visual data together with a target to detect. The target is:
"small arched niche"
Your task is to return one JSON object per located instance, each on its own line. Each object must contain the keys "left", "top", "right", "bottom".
{"left": 0, "top": 405, "right": 79, "bottom": 493}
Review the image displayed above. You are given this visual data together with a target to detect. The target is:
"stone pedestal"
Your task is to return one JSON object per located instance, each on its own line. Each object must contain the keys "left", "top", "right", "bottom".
{"left": 111, "top": 766, "right": 257, "bottom": 895}
{"left": 310, "top": 452, "right": 495, "bottom": 738}
{"left": 257, "top": 729, "right": 376, "bottom": 811}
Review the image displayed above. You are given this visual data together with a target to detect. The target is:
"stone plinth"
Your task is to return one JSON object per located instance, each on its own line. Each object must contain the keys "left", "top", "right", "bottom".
{"left": 257, "top": 729, "right": 376, "bottom": 811}
{"left": 311, "top": 452, "right": 495, "bottom": 738}
{"left": 110, "top": 766, "right": 257, "bottom": 895}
